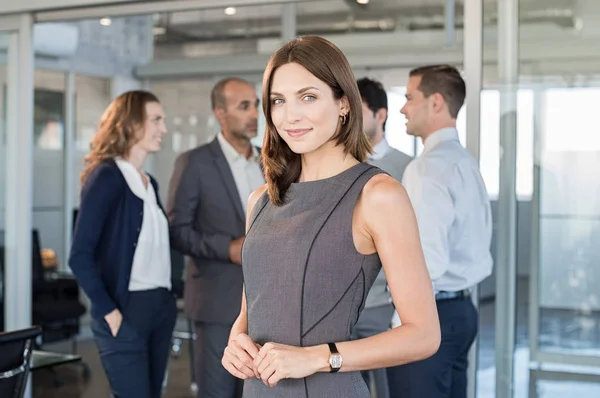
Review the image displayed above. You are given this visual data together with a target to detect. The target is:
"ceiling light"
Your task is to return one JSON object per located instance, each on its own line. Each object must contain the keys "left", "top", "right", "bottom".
{"left": 357, "top": 0, "right": 370, "bottom": 4}
{"left": 152, "top": 26, "right": 166, "bottom": 35}
{"left": 99, "top": 17, "right": 112, "bottom": 26}
{"left": 224, "top": 7, "right": 236, "bottom": 16}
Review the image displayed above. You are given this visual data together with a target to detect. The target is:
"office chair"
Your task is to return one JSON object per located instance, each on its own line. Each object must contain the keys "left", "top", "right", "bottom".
{"left": 0, "top": 326, "right": 42, "bottom": 398}
{"left": 0, "top": 229, "right": 89, "bottom": 388}
{"left": 0, "top": 229, "right": 86, "bottom": 339}
{"left": 29, "top": 229, "right": 89, "bottom": 386}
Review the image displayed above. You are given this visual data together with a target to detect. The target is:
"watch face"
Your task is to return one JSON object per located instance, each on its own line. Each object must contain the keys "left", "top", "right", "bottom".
{"left": 330, "top": 354, "right": 343, "bottom": 369}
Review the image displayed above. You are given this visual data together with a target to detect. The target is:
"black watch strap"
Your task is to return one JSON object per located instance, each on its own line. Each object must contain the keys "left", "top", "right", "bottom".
{"left": 328, "top": 342, "right": 339, "bottom": 354}
{"left": 328, "top": 342, "right": 341, "bottom": 373}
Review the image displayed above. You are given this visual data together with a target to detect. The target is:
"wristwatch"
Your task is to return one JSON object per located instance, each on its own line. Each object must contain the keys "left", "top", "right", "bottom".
{"left": 328, "top": 342, "right": 343, "bottom": 373}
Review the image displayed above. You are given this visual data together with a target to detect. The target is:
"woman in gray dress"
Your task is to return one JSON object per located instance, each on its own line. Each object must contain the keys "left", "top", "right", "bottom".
{"left": 221, "top": 35, "right": 440, "bottom": 397}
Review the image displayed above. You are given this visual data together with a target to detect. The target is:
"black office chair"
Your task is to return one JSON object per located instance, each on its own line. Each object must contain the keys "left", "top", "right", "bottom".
{"left": 0, "top": 229, "right": 87, "bottom": 339}
{"left": 0, "top": 229, "right": 89, "bottom": 389}
{"left": 30, "top": 231, "right": 85, "bottom": 340}
{"left": 0, "top": 326, "right": 42, "bottom": 398}
{"left": 29, "top": 229, "right": 89, "bottom": 386}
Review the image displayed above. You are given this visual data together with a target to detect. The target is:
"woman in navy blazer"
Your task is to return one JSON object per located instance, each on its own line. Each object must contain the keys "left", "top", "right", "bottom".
{"left": 69, "top": 90, "right": 176, "bottom": 398}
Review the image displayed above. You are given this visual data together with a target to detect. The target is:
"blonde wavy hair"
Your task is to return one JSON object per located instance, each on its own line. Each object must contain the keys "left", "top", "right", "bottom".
{"left": 81, "top": 90, "right": 160, "bottom": 184}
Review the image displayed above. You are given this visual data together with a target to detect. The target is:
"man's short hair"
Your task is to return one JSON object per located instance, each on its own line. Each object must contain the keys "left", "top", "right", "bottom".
{"left": 210, "top": 77, "right": 251, "bottom": 110}
{"left": 357, "top": 77, "right": 388, "bottom": 131}
{"left": 409, "top": 65, "right": 466, "bottom": 118}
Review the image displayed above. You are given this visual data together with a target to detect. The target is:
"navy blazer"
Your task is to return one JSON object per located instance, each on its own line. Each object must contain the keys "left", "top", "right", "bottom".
{"left": 69, "top": 158, "right": 166, "bottom": 320}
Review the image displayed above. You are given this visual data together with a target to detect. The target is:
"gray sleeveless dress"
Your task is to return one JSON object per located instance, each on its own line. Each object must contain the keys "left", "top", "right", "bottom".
{"left": 242, "top": 162, "right": 385, "bottom": 397}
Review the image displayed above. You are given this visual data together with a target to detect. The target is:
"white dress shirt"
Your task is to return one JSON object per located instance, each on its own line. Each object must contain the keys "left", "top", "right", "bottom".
{"left": 217, "top": 132, "right": 265, "bottom": 213}
{"left": 402, "top": 127, "right": 493, "bottom": 294}
{"left": 365, "top": 137, "right": 413, "bottom": 309}
{"left": 115, "top": 158, "right": 172, "bottom": 291}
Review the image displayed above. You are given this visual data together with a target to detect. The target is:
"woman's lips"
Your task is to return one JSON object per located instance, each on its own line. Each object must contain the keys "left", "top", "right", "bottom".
{"left": 286, "top": 128, "right": 312, "bottom": 138}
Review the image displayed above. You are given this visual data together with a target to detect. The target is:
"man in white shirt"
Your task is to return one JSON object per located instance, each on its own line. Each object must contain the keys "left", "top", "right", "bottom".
{"left": 387, "top": 65, "right": 493, "bottom": 398}
{"left": 167, "top": 77, "right": 265, "bottom": 398}
{"left": 353, "top": 77, "right": 412, "bottom": 398}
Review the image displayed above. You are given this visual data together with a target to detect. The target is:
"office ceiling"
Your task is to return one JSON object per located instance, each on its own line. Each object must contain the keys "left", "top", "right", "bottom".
{"left": 151, "top": 0, "right": 576, "bottom": 44}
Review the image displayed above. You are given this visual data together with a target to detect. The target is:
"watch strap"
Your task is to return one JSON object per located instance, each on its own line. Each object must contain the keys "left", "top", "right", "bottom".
{"left": 328, "top": 342, "right": 341, "bottom": 373}
{"left": 328, "top": 342, "right": 339, "bottom": 354}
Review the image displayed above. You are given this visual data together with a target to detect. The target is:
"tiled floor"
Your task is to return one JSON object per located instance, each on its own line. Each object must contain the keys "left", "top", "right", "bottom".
{"left": 33, "top": 278, "right": 600, "bottom": 397}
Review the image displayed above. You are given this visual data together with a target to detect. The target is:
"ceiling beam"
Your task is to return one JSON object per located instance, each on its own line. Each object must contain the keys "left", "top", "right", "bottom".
{"left": 34, "top": 0, "right": 319, "bottom": 22}
{"left": 135, "top": 47, "right": 463, "bottom": 80}
{"left": 136, "top": 29, "right": 600, "bottom": 80}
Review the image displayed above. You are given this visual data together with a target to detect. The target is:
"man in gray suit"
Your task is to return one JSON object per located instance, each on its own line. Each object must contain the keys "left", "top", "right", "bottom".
{"left": 167, "top": 77, "right": 265, "bottom": 398}
{"left": 352, "top": 77, "right": 413, "bottom": 398}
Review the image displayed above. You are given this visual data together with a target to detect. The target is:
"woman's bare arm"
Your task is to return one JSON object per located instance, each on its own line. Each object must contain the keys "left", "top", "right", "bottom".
{"left": 327, "top": 174, "right": 440, "bottom": 372}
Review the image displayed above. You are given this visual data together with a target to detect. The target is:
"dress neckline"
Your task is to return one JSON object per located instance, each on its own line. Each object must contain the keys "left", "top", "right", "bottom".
{"left": 290, "top": 162, "right": 365, "bottom": 188}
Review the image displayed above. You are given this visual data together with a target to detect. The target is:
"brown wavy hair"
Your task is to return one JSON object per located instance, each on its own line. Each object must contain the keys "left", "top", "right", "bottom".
{"left": 261, "top": 35, "right": 371, "bottom": 206}
{"left": 81, "top": 90, "right": 160, "bottom": 184}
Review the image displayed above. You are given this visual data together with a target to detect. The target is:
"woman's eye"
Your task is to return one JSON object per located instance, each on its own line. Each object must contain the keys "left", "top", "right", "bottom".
{"left": 303, "top": 95, "right": 316, "bottom": 102}
{"left": 272, "top": 98, "right": 283, "bottom": 105}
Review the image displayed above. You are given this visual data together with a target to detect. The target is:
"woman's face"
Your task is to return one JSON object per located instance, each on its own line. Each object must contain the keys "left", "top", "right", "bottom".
{"left": 135, "top": 102, "right": 167, "bottom": 154}
{"left": 269, "top": 62, "right": 347, "bottom": 154}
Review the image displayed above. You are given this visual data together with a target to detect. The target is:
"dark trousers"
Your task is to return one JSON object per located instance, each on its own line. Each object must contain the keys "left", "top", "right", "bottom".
{"left": 387, "top": 297, "right": 478, "bottom": 398}
{"left": 91, "top": 288, "right": 177, "bottom": 398}
{"left": 351, "top": 303, "right": 395, "bottom": 398}
{"left": 194, "top": 321, "right": 243, "bottom": 398}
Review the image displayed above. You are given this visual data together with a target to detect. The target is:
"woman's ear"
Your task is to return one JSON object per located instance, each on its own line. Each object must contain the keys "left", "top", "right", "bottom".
{"left": 339, "top": 96, "right": 350, "bottom": 115}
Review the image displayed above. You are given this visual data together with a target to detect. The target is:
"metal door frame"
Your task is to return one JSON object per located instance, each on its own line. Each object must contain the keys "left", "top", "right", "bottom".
{"left": 1, "top": 13, "right": 34, "bottom": 335}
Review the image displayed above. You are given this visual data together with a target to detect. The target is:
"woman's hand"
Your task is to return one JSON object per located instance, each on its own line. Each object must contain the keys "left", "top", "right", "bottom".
{"left": 104, "top": 309, "right": 123, "bottom": 337}
{"left": 254, "top": 343, "right": 330, "bottom": 387}
{"left": 222, "top": 333, "right": 262, "bottom": 380}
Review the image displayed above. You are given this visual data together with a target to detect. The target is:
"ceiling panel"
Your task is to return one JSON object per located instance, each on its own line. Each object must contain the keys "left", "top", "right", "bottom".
{"left": 156, "top": 0, "right": 576, "bottom": 44}
{"left": 167, "top": 0, "right": 465, "bottom": 25}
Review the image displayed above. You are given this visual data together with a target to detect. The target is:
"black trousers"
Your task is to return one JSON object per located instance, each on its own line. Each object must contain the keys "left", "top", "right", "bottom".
{"left": 387, "top": 297, "right": 478, "bottom": 398}
{"left": 194, "top": 321, "right": 243, "bottom": 398}
{"left": 91, "top": 288, "right": 177, "bottom": 398}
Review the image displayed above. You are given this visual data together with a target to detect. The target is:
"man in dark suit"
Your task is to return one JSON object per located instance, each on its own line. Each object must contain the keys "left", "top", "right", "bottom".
{"left": 166, "top": 77, "right": 265, "bottom": 398}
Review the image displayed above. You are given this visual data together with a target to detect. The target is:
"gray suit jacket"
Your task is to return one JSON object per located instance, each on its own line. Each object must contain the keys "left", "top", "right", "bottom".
{"left": 166, "top": 138, "right": 249, "bottom": 325}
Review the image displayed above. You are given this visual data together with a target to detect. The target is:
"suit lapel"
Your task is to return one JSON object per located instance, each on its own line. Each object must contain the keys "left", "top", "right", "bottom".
{"left": 209, "top": 139, "right": 246, "bottom": 225}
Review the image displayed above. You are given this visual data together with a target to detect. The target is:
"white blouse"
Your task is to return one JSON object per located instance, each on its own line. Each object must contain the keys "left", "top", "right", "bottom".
{"left": 115, "top": 158, "right": 172, "bottom": 291}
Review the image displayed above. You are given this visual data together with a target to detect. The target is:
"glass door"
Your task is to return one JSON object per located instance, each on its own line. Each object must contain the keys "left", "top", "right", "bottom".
{"left": 528, "top": 83, "right": 600, "bottom": 397}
